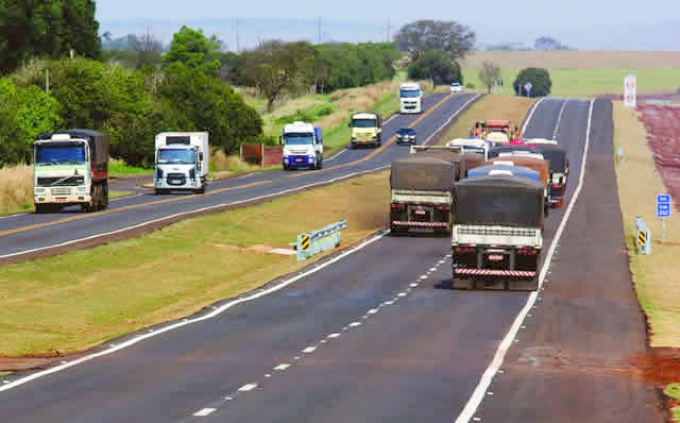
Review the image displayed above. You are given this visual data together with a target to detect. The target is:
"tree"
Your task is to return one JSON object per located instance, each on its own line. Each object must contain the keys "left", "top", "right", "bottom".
{"left": 534, "top": 36, "right": 570, "bottom": 51}
{"left": 163, "top": 26, "right": 221, "bottom": 75}
{"left": 407, "top": 51, "right": 462, "bottom": 86}
{"left": 394, "top": 20, "right": 475, "bottom": 63}
{"left": 513, "top": 67, "right": 552, "bottom": 97}
{"left": 129, "top": 30, "right": 164, "bottom": 69}
{"left": 239, "top": 40, "right": 315, "bottom": 113}
{"left": 478, "top": 61, "right": 501, "bottom": 93}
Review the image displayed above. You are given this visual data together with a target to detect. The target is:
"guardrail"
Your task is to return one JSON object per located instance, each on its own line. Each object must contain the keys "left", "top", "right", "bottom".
{"left": 296, "top": 220, "right": 347, "bottom": 261}
{"left": 635, "top": 216, "right": 652, "bottom": 255}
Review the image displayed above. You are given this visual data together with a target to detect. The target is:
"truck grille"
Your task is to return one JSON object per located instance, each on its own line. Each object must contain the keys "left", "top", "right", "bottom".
{"left": 37, "top": 176, "right": 84, "bottom": 186}
{"left": 51, "top": 187, "right": 72, "bottom": 196}
{"left": 458, "top": 227, "right": 536, "bottom": 237}
{"left": 166, "top": 173, "right": 186, "bottom": 186}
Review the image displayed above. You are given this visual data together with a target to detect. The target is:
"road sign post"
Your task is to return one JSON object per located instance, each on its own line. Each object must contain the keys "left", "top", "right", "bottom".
{"left": 656, "top": 194, "right": 671, "bottom": 243}
{"left": 624, "top": 75, "right": 637, "bottom": 108}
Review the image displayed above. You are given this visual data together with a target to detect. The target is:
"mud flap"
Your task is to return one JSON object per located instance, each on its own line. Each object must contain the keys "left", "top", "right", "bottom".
{"left": 507, "top": 277, "right": 539, "bottom": 291}
{"left": 452, "top": 275, "right": 474, "bottom": 290}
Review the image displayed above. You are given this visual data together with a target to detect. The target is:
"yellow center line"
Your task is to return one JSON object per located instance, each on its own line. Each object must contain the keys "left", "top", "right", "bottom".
{"left": 287, "top": 93, "right": 456, "bottom": 178}
{"left": 0, "top": 93, "right": 464, "bottom": 238}
{"left": 0, "top": 179, "right": 272, "bottom": 237}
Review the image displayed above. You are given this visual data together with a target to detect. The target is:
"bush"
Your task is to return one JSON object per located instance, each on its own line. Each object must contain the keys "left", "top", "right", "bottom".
{"left": 513, "top": 67, "right": 552, "bottom": 97}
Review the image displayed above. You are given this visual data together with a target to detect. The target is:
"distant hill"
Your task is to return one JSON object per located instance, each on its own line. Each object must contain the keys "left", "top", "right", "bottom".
{"left": 97, "top": 17, "right": 680, "bottom": 52}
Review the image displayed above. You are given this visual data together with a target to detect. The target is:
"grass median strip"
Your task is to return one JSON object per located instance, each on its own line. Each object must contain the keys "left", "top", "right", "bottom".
{"left": 0, "top": 171, "right": 390, "bottom": 357}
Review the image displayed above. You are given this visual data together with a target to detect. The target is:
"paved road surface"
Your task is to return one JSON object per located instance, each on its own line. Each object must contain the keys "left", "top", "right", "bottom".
{"left": 0, "top": 98, "right": 660, "bottom": 423}
{"left": 0, "top": 93, "right": 478, "bottom": 261}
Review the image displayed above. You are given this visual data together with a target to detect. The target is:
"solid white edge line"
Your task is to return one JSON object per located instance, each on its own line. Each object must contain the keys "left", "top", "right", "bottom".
{"left": 422, "top": 94, "right": 482, "bottom": 146}
{"left": 453, "top": 98, "right": 595, "bottom": 423}
{"left": 552, "top": 100, "right": 568, "bottom": 140}
{"left": 0, "top": 228, "right": 390, "bottom": 392}
{"left": 520, "top": 97, "right": 545, "bottom": 135}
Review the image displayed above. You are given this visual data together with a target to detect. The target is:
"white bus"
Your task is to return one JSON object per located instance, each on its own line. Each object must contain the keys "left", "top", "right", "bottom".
{"left": 399, "top": 82, "right": 424, "bottom": 114}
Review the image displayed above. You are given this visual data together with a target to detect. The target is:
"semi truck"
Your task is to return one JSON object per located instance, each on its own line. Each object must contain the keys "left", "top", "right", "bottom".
{"left": 281, "top": 121, "right": 324, "bottom": 170}
{"left": 154, "top": 132, "right": 209, "bottom": 194}
{"left": 399, "top": 82, "right": 424, "bottom": 114}
{"left": 349, "top": 111, "right": 383, "bottom": 148}
{"left": 445, "top": 138, "right": 489, "bottom": 160}
{"left": 488, "top": 152, "right": 551, "bottom": 217}
{"left": 32, "top": 129, "right": 110, "bottom": 213}
{"left": 525, "top": 142, "right": 569, "bottom": 207}
{"left": 451, "top": 173, "right": 546, "bottom": 291}
{"left": 389, "top": 155, "right": 457, "bottom": 235}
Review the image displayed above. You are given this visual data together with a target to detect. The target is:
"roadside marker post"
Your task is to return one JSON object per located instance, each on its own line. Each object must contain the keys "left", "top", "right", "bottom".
{"left": 657, "top": 194, "right": 671, "bottom": 243}
{"left": 296, "top": 220, "right": 347, "bottom": 261}
{"left": 635, "top": 216, "right": 652, "bottom": 255}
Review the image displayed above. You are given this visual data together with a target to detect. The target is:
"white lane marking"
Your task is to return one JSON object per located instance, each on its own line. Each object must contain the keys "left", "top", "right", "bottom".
{"left": 327, "top": 333, "right": 340, "bottom": 339}
{"left": 367, "top": 308, "right": 378, "bottom": 314}
{"left": 520, "top": 97, "right": 545, "bottom": 135}
{"left": 454, "top": 98, "right": 595, "bottom": 423}
{"left": 383, "top": 301, "right": 394, "bottom": 306}
{"left": 274, "top": 363, "right": 290, "bottom": 371}
{"left": 398, "top": 292, "right": 407, "bottom": 297}
{"left": 238, "top": 383, "right": 258, "bottom": 392}
{"left": 429, "top": 267, "right": 437, "bottom": 271}
{"left": 552, "top": 100, "right": 568, "bottom": 139}
{"left": 348, "top": 322, "right": 362, "bottom": 327}
{"left": 420, "top": 275, "right": 428, "bottom": 280}
{"left": 325, "top": 148, "right": 347, "bottom": 162}
{"left": 193, "top": 408, "right": 216, "bottom": 416}
{"left": 410, "top": 283, "right": 419, "bottom": 288}
{"left": 0, "top": 166, "right": 390, "bottom": 260}
{"left": 302, "top": 346, "right": 317, "bottom": 353}
{"left": 421, "top": 94, "right": 482, "bottom": 147}
{"left": 0, "top": 230, "right": 390, "bottom": 393}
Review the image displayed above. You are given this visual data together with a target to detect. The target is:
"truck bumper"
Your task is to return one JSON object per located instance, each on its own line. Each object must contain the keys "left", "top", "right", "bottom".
{"left": 154, "top": 178, "right": 203, "bottom": 191}
{"left": 34, "top": 189, "right": 90, "bottom": 206}
{"left": 390, "top": 220, "right": 450, "bottom": 235}
{"left": 283, "top": 155, "right": 317, "bottom": 169}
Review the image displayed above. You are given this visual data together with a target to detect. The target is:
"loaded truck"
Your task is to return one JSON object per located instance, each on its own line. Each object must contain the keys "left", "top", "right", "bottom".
{"left": 33, "top": 129, "right": 110, "bottom": 213}
{"left": 488, "top": 151, "right": 551, "bottom": 217}
{"left": 399, "top": 82, "right": 424, "bottom": 114}
{"left": 154, "top": 132, "right": 209, "bottom": 194}
{"left": 281, "top": 121, "right": 324, "bottom": 170}
{"left": 409, "top": 145, "right": 466, "bottom": 181}
{"left": 390, "top": 155, "right": 457, "bottom": 235}
{"left": 451, "top": 173, "right": 546, "bottom": 291}
{"left": 349, "top": 111, "right": 383, "bottom": 148}
{"left": 525, "top": 142, "right": 569, "bottom": 207}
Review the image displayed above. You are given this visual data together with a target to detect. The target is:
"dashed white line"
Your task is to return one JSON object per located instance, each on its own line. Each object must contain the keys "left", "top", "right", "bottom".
{"left": 367, "top": 308, "right": 378, "bottom": 314}
{"left": 349, "top": 322, "right": 362, "bottom": 327}
{"left": 302, "top": 346, "right": 317, "bottom": 353}
{"left": 274, "top": 363, "right": 290, "bottom": 371}
{"left": 383, "top": 301, "right": 394, "bottom": 306}
{"left": 194, "top": 408, "right": 216, "bottom": 417}
{"left": 398, "top": 292, "right": 407, "bottom": 297}
{"left": 238, "top": 383, "right": 258, "bottom": 392}
{"left": 327, "top": 333, "right": 340, "bottom": 339}
{"left": 410, "top": 283, "right": 419, "bottom": 288}
{"left": 455, "top": 99, "right": 595, "bottom": 423}
{"left": 419, "top": 275, "right": 428, "bottom": 280}
{"left": 552, "top": 99, "right": 568, "bottom": 140}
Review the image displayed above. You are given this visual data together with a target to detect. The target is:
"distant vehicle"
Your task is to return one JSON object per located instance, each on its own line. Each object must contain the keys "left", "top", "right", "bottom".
{"left": 349, "top": 111, "right": 383, "bottom": 149}
{"left": 396, "top": 127, "right": 417, "bottom": 145}
{"left": 450, "top": 82, "right": 462, "bottom": 93}
{"left": 446, "top": 138, "right": 489, "bottom": 160}
{"left": 281, "top": 121, "right": 324, "bottom": 170}
{"left": 399, "top": 81, "right": 424, "bottom": 114}
{"left": 32, "top": 129, "right": 110, "bottom": 213}
{"left": 154, "top": 132, "right": 209, "bottom": 195}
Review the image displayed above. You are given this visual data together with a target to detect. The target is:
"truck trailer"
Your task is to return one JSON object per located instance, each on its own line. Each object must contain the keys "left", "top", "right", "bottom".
{"left": 409, "top": 145, "right": 466, "bottom": 181}
{"left": 33, "top": 129, "right": 110, "bottom": 213}
{"left": 451, "top": 174, "right": 546, "bottom": 291}
{"left": 154, "top": 132, "right": 209, "bottom": 194}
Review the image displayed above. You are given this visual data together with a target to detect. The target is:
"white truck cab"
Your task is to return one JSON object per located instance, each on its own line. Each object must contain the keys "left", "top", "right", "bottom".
{"left": 281, "top": 121, "right": 324, "bottom": 170}
{"left": 154, "top": 132, "right": 209, "bottom": 194}
{"left": 399, "top": 82, "right": 424, "bottom": 114}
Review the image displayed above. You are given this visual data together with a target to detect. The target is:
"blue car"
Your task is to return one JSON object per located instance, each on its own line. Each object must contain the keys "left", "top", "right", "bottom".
{"left": 396, "top": 127, "right": 417, "bottom": 145}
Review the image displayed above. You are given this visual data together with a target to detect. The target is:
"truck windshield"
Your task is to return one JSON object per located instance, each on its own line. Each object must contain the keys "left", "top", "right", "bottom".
{"left": 157, "top": 148, "right": 196, "bottom": 165}
{"left": 351, "top": 119, "right": 376, "bottom": 128}
{"left": 400, "top": 89, "right": 420, "bottom": 98}
{"left": 283, "top": 133, "right": 313, "bottom": 145}
{"left": 35, "top": 144, "right": 86, "bottom": 165}
{"left": 463, "top": 146, "right": 486, "bottom": 154}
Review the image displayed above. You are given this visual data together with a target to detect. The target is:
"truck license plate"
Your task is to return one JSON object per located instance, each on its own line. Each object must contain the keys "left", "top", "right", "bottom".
{"left": 295, "top": 158, "right": 302, "bottom": 162}
{"left": 487, "top": 254, "right": 504, "bottom": 261}
{"left": 415, "top": 210, "right": 425, "bottom": 215}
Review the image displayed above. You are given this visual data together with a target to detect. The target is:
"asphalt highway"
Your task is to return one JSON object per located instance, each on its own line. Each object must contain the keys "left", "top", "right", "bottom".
{"left": 0, "top": 97, "right": 609, "bottom": 421}
{"left": 0, "top": 92, "right": 479, "bottom": 261}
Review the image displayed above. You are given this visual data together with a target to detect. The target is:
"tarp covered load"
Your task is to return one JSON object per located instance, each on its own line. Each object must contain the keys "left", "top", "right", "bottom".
{"left": 486, "top": 156, "right": 549, "bottom": 185}
{"left": 488, "top": 144, "right": 536, "bottom": 159}
{"left": 410, "top": 147, "right": 466, "bottom": 180}
{"left": 468, "top": 164, "right": 541, "bottom": 182}
{"left": 454, "top": 175, "right": 545, "bottom": 227}
{"left": 390, "top": 156, "right": 457, "bottom": 191}
{"left": 462, "top": 152, "right": 485, "bottom": 175}
{"left": 525, "top": 143, "right": 567, "bottom": 172}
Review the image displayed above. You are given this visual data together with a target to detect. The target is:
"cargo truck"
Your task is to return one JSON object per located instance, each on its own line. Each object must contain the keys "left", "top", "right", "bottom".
{"left": 525, "top": 142, "right": 569, "bottom": 207}
{"left": 399, "top": 82, "right": 424, "bottom": 114}
{"left": 409, "top": 145, "right": 466, "bottom": 181}
{"left": 32, "top": 129, "right": 110, "bottom": 213}
{"left": 389, "top": 155, "right": 457, "bottom": 235}
{"left": 445, "top": 138, "right": 489, "bottom": 160}
{"left": 349, "top": 111, "right": 383, "bottom": 148}
{"left": 451, "top": 174, "right": 546, "bottom": 291}
{"left": 281, "top": 121, "right": 323, "bottom": 170}
{"left": 487, "top": 152, "right": 551, "bottom": 217}
{"left": 154, "top": 132, "right": 209, "bottom": 194}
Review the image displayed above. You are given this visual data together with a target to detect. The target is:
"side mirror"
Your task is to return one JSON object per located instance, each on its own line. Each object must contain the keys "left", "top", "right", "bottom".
{"left": 199, "top": 152, "right": 204, "bottom": 160}
{"left": 279, "top": 136, "right": 283, "bottom": 145}
{"left": 559, "top": 176, "right": 564, "bottom": 185}
{"left": 25, "top": 151, "right": 32, "bottom": 165}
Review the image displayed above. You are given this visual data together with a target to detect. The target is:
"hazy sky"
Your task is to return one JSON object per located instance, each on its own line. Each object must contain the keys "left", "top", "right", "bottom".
{"left": 95, "top": 0, "right": 680, "bottom": 50}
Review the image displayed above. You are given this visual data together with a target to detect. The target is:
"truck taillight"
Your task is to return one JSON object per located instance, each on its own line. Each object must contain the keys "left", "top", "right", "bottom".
{"left": 517, "top": 247, "right": 538, "bottom": 255}
{"left": 454, "top": 246, "right": 476, "bottom": 253}
{"left": 391, "top": 202, "right": 405, "bottom": 209}
{"left": 551, "top": 183, "right": 562, "bottom": 189}
{"left": 436, "top": 205, "right": 450, "bottom": 211}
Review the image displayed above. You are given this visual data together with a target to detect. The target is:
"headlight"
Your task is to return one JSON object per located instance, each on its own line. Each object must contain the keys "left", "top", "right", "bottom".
{"left": 77, "top": 187, "right": 87, "bottom": 192}
{"left": 351, "top": 138, "right": 356, "bottom": 142}
{"left": 35, "top": 188, "right": 45, "bottom": 193}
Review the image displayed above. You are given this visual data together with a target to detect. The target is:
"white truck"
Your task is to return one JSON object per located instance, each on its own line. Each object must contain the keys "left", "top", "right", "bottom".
{"left": 281, "top": 121, "right": 324, "bottom": 170}
{"left": 153, "top": 132, "right": 209, "bottom": 194}
{"left": 399, "top": 82, "right": 424, "bottom": 114}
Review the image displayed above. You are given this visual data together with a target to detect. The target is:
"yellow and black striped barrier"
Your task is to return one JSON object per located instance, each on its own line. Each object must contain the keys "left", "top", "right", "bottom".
{"left": 296, "top": 220, "right": 347, "bottom": 261}
{"left": 634, "top": 216, "right": 651, "bottom": 255}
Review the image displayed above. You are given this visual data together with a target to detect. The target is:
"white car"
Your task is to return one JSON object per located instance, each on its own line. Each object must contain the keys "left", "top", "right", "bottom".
{"left": 450, "top": 82, "right": 462, "bottom": 93}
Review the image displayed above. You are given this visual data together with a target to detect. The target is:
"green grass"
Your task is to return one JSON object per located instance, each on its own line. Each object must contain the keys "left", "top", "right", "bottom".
{"left": 0, "top": 371, "right": 11, "bottom": 376}
{"left": 109, "top": 159, "right": 152, "bottom": 177}
{"left": 665, "top": 384, "right": 680, "bottom": 422}
{"left": 461, "top": 68, "right": 680, "bottom": 98}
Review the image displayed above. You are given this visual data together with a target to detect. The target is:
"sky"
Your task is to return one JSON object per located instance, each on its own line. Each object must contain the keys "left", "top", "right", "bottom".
{"left": 94, "top": 0, "right": 680, "bottom": 50}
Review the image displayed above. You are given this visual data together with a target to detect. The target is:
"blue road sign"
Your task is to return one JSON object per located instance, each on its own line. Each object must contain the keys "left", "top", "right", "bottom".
{"left": 657, "top": 194, "right": 671, "bottom": 218}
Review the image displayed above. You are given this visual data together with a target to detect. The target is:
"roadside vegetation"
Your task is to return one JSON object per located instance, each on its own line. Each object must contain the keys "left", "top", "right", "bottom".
{"left": 0, "top": 92, "right": 529, "bottom": 360}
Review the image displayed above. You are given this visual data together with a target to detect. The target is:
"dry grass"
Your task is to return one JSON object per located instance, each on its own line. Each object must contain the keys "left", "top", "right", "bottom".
{"left": 0, "top": 165, "right": 33, "bottom": 214}
{"left": 209, "top": 147, "right": 259, "bottom": 174}
{"left": 613, "top": 101, "right": 680, "bottom": 348}
{"left": 463, "top": 51, "right": 680, "bottom": 70}
{"left": 0, "top": 170, "right": 390, "bottom": 356}
{"left": 437, "top": 94, "right": 536, "bottom": 144}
